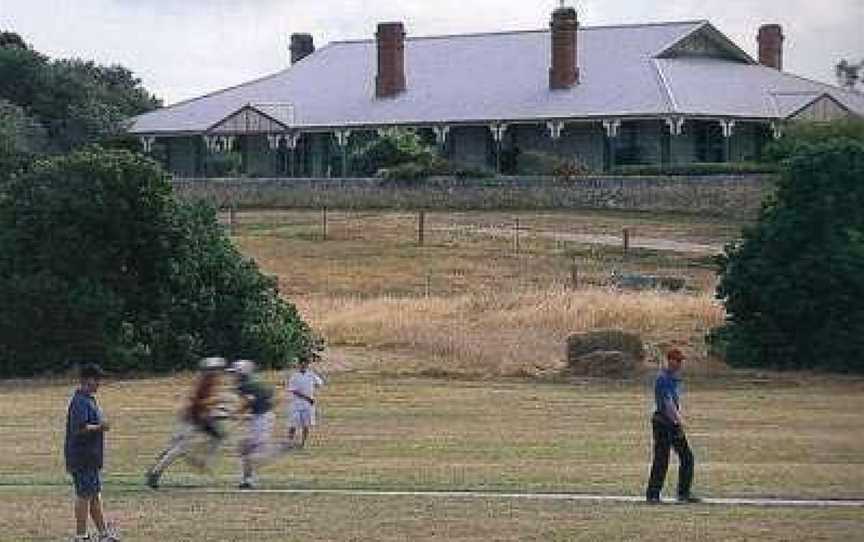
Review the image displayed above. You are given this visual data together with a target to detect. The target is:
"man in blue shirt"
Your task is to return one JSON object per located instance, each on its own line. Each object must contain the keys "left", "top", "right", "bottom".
{"left": 645, "top": 349, "right": 699, "bottom": 504}
{"left": 64, "top": 363, "right": 118, "bottom": 541}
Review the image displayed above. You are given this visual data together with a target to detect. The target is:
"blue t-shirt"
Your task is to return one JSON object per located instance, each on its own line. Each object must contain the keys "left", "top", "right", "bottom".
{"left": 654, "top": 369, "right": 681, "bottom": 416}
{"left": 64, "top": 389, "right": 104, "bottom": 472}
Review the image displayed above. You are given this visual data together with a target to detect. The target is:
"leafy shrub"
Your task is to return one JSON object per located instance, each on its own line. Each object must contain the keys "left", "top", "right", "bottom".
{"left": 552, "top": 157, "right": 594, "bottom": 180}
{"left": 203, "top": 152, "right": 243, "bottom": 178}
{"left": 714, "top": 139, "right": 864, "bottom": 372}
{"left": 450, "top": 163, "right": 495, "bottom": 179}
{"left": 611, "top": 162, "right": 779, "bottom": 176}
{"left": 0, "top": 147, "right": 318, "bottom": 376}
{"left": 378, "top": 161, "right": 432, "bottom": 184}
{"left": 764, "top": 119, "right": 864, "bottom": 163}
{"left": 351, "top": 129, "right": 437, "bottom": 176}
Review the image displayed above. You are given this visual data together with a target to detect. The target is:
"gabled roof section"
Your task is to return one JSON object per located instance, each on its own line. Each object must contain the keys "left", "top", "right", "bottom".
{"left": 774, "top": 92, "right": 853, "bottom": 121}
{"left": 655, "top": 22, "right": 755, "bottom": 64}
{"left": 206, "top": 103, "right": 295, "bottom": 134}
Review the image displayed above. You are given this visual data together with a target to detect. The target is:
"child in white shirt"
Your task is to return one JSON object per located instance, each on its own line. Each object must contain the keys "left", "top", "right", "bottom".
{"left": 285, "top": 355, "right": 325, "bottom": 448}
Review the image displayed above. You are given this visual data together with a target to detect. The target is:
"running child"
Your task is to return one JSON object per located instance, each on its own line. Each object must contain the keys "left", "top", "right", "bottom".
{"left": 146, "top": 357, "right": 228, "bottom": 489}
{"left": 229, "top": 359, "right": 276, "bottom": 489}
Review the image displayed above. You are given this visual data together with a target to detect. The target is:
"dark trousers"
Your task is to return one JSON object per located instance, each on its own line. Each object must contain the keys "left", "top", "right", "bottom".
{"left": 646, "top": 413, "right": 694, "bottom": 498}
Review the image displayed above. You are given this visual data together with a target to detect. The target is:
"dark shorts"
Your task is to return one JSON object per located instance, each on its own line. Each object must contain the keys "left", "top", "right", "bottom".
{"left": 71, "top": 469, "right": 102, "bottom": 498}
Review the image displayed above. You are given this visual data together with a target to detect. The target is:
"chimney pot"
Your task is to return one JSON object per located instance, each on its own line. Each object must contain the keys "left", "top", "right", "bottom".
{"left": 290, "top": 33, "right": 315, "bottom": 64}
{"left": 376, "top": 22, "right": 406, "bottom": 98}
{"left": 757, "top": 24, "right": 784, "bottom": 70}
{"left": 549, "top": 6, "right": 580, "bottom": 90}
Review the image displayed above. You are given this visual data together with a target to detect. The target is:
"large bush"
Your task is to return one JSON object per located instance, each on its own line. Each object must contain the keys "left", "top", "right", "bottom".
{"left": 714, "top": 139, "right": 864, "bottom": 372}
{"left": 763, "top": 119, "right": 864, "bottom": 163}
{"left": 0, "top": 147, "right": 318, "bottom": 376}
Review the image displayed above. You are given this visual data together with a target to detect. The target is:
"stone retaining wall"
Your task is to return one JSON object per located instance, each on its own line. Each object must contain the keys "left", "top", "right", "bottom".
{"left": 171, "top": 175, "right": 773, "bottom": 219}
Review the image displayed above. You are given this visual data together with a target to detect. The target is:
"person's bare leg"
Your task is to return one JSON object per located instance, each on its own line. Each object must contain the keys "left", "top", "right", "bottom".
{"left": 74, "top": 497, "right": 89, "bottom": 536}
{"left": 89, "top": 493, "right": 107, "bottom": 534}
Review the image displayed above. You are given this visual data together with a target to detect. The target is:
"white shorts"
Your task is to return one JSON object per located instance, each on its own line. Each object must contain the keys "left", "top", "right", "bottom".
{"left": 289, "top": 406, "right": 316, "bottom": 428}
{"left": 245, "top": 412, "right": 275, "bottom": 452}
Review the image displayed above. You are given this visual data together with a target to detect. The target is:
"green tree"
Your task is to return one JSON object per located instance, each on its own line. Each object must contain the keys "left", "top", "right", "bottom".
{"left": 0, "top": 147, "right": 318, "bottom": 376}
{"left": 0, "top": 99, "right": 47, "bottom": 179}
{"left": 764, "top": 119, "right": 864, "bottom": 163}
{"left": 714, "top": 139, "right": 864, "bottom": 372}
{"left": 0, "top": 31, "right": 161, "bottom": 152}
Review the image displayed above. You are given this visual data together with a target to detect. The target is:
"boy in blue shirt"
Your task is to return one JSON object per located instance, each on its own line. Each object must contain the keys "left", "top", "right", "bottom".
{"left": 64, "top": 363, "right": 119, "bottom": 541}
{"left": 645, "top": 349, "right": 699, "bottom": 504}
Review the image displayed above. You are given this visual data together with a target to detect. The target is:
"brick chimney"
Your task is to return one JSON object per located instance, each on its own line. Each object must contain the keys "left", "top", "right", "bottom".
{"left": 376, "top": 22, "right": 406, "bottom": 98}
{"left": 290, "top": 33, "right": 315, "bottom": 64}
{"left": 757, "top": 24, "right": 784, "bottom": 70}
{"left": 549, "top": 6, "right": 579, "bottom": 90}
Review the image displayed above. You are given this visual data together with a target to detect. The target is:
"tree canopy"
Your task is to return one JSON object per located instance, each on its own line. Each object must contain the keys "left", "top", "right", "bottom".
{"left": 0, "top": 147, "right": 318, "bottom": 376}
{"left": 0, "top": 31, "right": 160, "bottom": 154}
{"left": 715, "top": 136, "right": 864, "bottom": 373}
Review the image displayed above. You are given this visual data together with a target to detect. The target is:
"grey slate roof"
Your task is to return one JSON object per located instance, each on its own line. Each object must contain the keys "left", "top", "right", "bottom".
{"left": 128, "top": 21, "right": 864, "bottom": 135}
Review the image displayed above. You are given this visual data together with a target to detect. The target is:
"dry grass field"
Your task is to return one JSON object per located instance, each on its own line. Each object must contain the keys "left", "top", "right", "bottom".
{"left": 233, "top": 209, "right": 732, "bottom": 376}
{"left": 4, "top": 208, "right": 863, "bottom": 540}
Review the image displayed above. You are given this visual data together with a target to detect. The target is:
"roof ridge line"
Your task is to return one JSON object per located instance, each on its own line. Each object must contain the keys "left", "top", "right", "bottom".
{"left": 328, "top": 20, "right": 709, "bottom": 46}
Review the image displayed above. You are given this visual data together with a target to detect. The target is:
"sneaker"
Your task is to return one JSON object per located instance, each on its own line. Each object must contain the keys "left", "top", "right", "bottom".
{"left": 146, "top": 470, "right": 160, "bottom": 490}
{"left": 69, "top": 536, "right": 90, "bottom": 541}
{"left": 97, "top": 523, "right": 121, "bottom": 542}
{"left": 676, "top": 494, "right": 703, "bottom": 504}
{"left": 646, "top": 495, "right": 662, "bottom": 505}
{"left": 238, "top": 481, "right": 255, "bottom": 490}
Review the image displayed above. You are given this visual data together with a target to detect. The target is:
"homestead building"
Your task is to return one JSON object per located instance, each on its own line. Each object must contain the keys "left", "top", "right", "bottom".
{"left": 127, "top": 7, "right": 864, "bottom": 178}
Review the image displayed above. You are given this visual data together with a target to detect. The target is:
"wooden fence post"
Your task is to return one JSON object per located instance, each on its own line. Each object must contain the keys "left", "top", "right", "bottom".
{"left": 418, "top": 210, "right": 425, "bottom": 247}
{"left": 514, "top": 218, "right": 521, "bottom": 253}
{"left": 570, "top": 260, "right": 579, "bottom": 290}
{"left": 322, "top": 206, "right": 328, "bottom": 241}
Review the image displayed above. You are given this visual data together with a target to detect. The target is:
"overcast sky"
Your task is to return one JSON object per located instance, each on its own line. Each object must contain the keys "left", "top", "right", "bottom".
{"left": 2, "top": 0, "right": 862, "bottom": 105}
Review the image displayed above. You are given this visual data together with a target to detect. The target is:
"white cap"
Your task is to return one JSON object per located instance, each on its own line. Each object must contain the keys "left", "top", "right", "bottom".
{"left": 200, "top": 357, "right": 227, "bottom": 371}
{"left": 228, "top": 359, "right": 255, "bottom": 376}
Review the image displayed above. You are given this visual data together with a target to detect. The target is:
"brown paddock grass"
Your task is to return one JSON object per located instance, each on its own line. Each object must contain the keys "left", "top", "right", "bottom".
{"left": 297, "top": 288, "right": 724, "bottom": 377}
{"left": 232, "top": 208, "right": 730, "bottom": 376}
{"left": 232, "top": 209, "right": 730, "bottom": 298}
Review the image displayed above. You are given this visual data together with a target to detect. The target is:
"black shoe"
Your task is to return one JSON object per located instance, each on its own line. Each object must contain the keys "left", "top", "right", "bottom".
{"left": 646, "top": 495, "right": 662, "bottom": 505}
{"left": 676, "top": 494, "right": 702, "bottom": 504}
{"left": 146, "top": 471, "right": 160, "bottom": 490}
{"left": 238, "top": 481, "right": 255, "bottom": 490}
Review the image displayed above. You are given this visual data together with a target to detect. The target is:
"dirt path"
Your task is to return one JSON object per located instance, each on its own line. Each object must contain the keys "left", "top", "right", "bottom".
{"left": 436, "top": 225, "right": 722, "bottom": 254}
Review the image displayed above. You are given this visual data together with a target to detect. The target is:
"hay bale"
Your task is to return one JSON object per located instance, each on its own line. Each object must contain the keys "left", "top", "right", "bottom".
{"left": 566, "top": 329, "right": 644, "bottom": 367}
{"left": 572, "top": 350, "right": 636, "bottom": 378}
